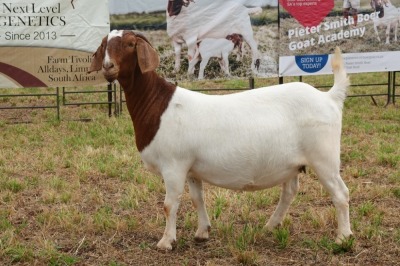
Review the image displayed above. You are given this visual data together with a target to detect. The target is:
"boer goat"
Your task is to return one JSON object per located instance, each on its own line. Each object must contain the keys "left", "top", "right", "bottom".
{"left": 188, "top": 34, "right": 244, "bottom": 79}
{"left": 88, "top": 30, "right": 353, "bottom": 250}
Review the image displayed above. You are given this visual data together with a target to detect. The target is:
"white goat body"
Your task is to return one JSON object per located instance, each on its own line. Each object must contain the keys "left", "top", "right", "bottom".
{"left": 167, "top": 0, "right": 261, "bottom": 73}
{"left": 144, "top": 78, "right": 352, "bottom": 250}
{"left": 89, "top": 30, "right": 352, "bottom": 251}
{"left": 142, "top": 83, "right": 343, "bottom": 190}
{"left": 188, "top": 38, "right": 236, "bottom": 79}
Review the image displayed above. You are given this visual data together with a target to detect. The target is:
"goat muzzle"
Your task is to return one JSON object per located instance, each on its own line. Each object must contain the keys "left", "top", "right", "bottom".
{"left": 102, "top": 61, "right": 119, "bottom": 82}
{"left": 103, "top": 61, "right": 115, "bottom": 71}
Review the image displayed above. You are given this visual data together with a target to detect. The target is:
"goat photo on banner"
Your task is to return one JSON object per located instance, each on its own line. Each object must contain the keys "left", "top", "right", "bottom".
{"left": 279, "top": 0, "right": 400, "bottom": 76}
{"left": 110, "top": 0, "right": 279, "bottom": 80}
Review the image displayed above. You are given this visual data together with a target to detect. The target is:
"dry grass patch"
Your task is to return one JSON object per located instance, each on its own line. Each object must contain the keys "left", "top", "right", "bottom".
{"left": 0, "top": 76, "right": 399, "bottom": 265}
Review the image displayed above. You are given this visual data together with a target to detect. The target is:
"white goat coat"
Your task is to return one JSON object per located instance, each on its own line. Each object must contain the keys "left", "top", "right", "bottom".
{"left": 196, "top": 38, "right": 235, "bottom": 59}
{"left": 372, "top": 3, "right": 400, "bottom": 43}
{"left": 189, "top": 38, "right": 235, "bottom": 79}
{"left": 141, "top": 83, "right": 342, "bottom": 191}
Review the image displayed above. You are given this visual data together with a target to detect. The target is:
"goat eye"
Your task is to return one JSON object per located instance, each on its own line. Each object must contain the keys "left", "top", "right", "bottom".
{"left": 128, "top": 43, "right": 134, "bottom": 48}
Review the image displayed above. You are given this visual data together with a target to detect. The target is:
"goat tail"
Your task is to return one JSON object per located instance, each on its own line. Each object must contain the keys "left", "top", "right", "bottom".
{"left": 329, "top": 47, "right": 350, "bottom": 109}
{"left": 247, "top": 7, "right": 262, "bottom": 15}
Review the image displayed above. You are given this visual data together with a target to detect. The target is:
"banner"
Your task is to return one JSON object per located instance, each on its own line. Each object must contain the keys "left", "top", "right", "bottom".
{"left": 110, "top": 0, "right": 279, "bottom": 81}
{"left": 279, "top": 0, "right": 400, "bottom": 76}
{"left": 0, "top": 0, "right": 110, "bottom": 88}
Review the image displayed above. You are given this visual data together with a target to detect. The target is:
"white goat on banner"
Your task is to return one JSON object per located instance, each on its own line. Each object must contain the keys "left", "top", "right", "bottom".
{"left": 166, "top": 0, "right": 261, "bottom": 74}
{"left": 370, "top": 0, "right": 400, "bottom": 44}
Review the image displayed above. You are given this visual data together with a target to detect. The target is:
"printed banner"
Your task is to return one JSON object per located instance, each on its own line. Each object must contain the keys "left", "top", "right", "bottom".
{"left": 110, "top": 0, "right": 279, "bottom": 81}
{"left": 0, "top": 0, "right": 110, "bottom": 88}
{"left": 279, "top": 0, "right": 400, "bottom": 76}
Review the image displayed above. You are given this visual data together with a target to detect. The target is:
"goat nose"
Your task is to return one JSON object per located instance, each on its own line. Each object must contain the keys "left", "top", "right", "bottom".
{"left": 103, "top": 61, "right": 114, "bottom": 70}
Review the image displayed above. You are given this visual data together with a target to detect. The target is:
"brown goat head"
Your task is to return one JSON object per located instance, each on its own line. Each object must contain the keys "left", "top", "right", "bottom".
{"left": 88, "top": 30, "right": 160, "bottom": 82}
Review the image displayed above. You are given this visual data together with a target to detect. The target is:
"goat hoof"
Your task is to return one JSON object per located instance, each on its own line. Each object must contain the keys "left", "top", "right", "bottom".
{"left": 194, "top": 236, "right": 209, "bottom": 242}
{"left": 194, "top": 225, "right": 210, "bottom": 241}
{"left": 157, "top": 238, "right": 174, "bottom": 250}
{"left": 335, "top": 233, "right": 354, "bottom": 245}
{"left": 265, "top": 221, "right": 280, "bottom": 231}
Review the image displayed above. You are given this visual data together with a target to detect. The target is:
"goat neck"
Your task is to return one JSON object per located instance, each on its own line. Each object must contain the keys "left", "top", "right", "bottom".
{"left": 120, "top": 63, "right": 176, "bottom": 152}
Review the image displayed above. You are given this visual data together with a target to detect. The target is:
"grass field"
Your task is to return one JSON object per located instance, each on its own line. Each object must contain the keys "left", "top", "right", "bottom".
{"left": 0, "top": 72, "right": 399, "bottom": 265}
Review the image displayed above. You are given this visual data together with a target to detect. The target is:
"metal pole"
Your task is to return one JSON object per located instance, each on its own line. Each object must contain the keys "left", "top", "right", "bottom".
{"left": 249, "top": 77, "right": 255, "bottom": 89}
{"left": 392, "top": 72, "right": 396, "bottom": 105}
{"left": 62, "top": 87, "right": 66, "bottom": 105}
{"left": 119, "top": 85, "right": 123, "bottom": 114}
{"left": 107, "top": 83, "right": 112, "bottom": 117}
{"left": 384, "top": 72, "right": 392, "bottom": 107}
{"left": 113, "top": 83, "right": 118, "bottom": 116}
{"left": 56, "top": 87, "right": 60, "bottom": 120}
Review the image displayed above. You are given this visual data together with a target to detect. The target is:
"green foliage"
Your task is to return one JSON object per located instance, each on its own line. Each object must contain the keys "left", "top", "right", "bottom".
{"left": 93, "top": 206, "right": 116, "bottom": 231}
{"left": 332, "top": 236, "right": 356, "bottom": 254}
{"left": 110, "top": 12, "right": 166, "bottom": 30}
{"left": 393, "top": 188, "right": 400, "bottom": 199}
{"left": 318, "top": 235, "right": 355, "bottom": 254}
{"left": 273, "top": 227, "right": 290, "bottom": 249}
{"left": 358, "top": 201, "right": 376, "bottom": 217}
{"left": 0, "top": 213, "right": 12, "bottom": 231}
{"left": 212, "top": 191, "right": 228, "bottom": 220}
{"left": 235, "top": 224, "right": 258, "bottom": 251}
{"left": 1, "top": 179, "right": 25, "bottom": 193}
{"left": 48, "top": 253, "right": 79, "bottom": 266}
{"left": 5, "top": 244, "right": 34, "bottom": 263}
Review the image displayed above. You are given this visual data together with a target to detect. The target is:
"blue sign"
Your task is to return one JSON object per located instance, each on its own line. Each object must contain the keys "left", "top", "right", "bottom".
{"left": 295, "top": 54, "right": 328, "bottom": 73}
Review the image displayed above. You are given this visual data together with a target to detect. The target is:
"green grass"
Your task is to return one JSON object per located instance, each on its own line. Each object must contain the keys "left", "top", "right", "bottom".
{"left": 109, "top": 7, "right": 276, "bottom": 30}
{"left": 272, "top": 227, "right": 290, "bottom": 249}
{"left": 0, "top": 74, "right": 399, "bottom": 265}
{"left": 111, "top": 12, "right": 166, "bottom": 30}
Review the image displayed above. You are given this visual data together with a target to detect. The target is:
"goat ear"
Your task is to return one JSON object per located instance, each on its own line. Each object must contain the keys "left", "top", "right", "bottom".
{"left": 136, "top": 38, "right": 160, "bottom": 73}
{"left": 88, "top": 45, "right": 103, "bottom": 73}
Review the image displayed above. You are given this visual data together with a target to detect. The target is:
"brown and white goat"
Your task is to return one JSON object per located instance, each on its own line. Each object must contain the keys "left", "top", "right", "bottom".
{"left": 88, "top": 30, "right": 352, "bottom": 250}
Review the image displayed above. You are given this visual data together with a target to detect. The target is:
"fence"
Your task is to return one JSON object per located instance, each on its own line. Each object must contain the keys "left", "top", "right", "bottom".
{"left": 392, "top": 72, "right": 400, "bottom": 104}
{"left": 0, "top": 84, "right": 116, "bottom": 122}
{"left": 62, "top": 83, "right": 118, "bottom": 118}
{"left": 0, "top": 88, "right": 60, "bottom": 118}
{"left": 281, "top": 72, "right": 394, "bottom": 107}
{"left": 0, "top": 72, "right": 398, "bottom": 122}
